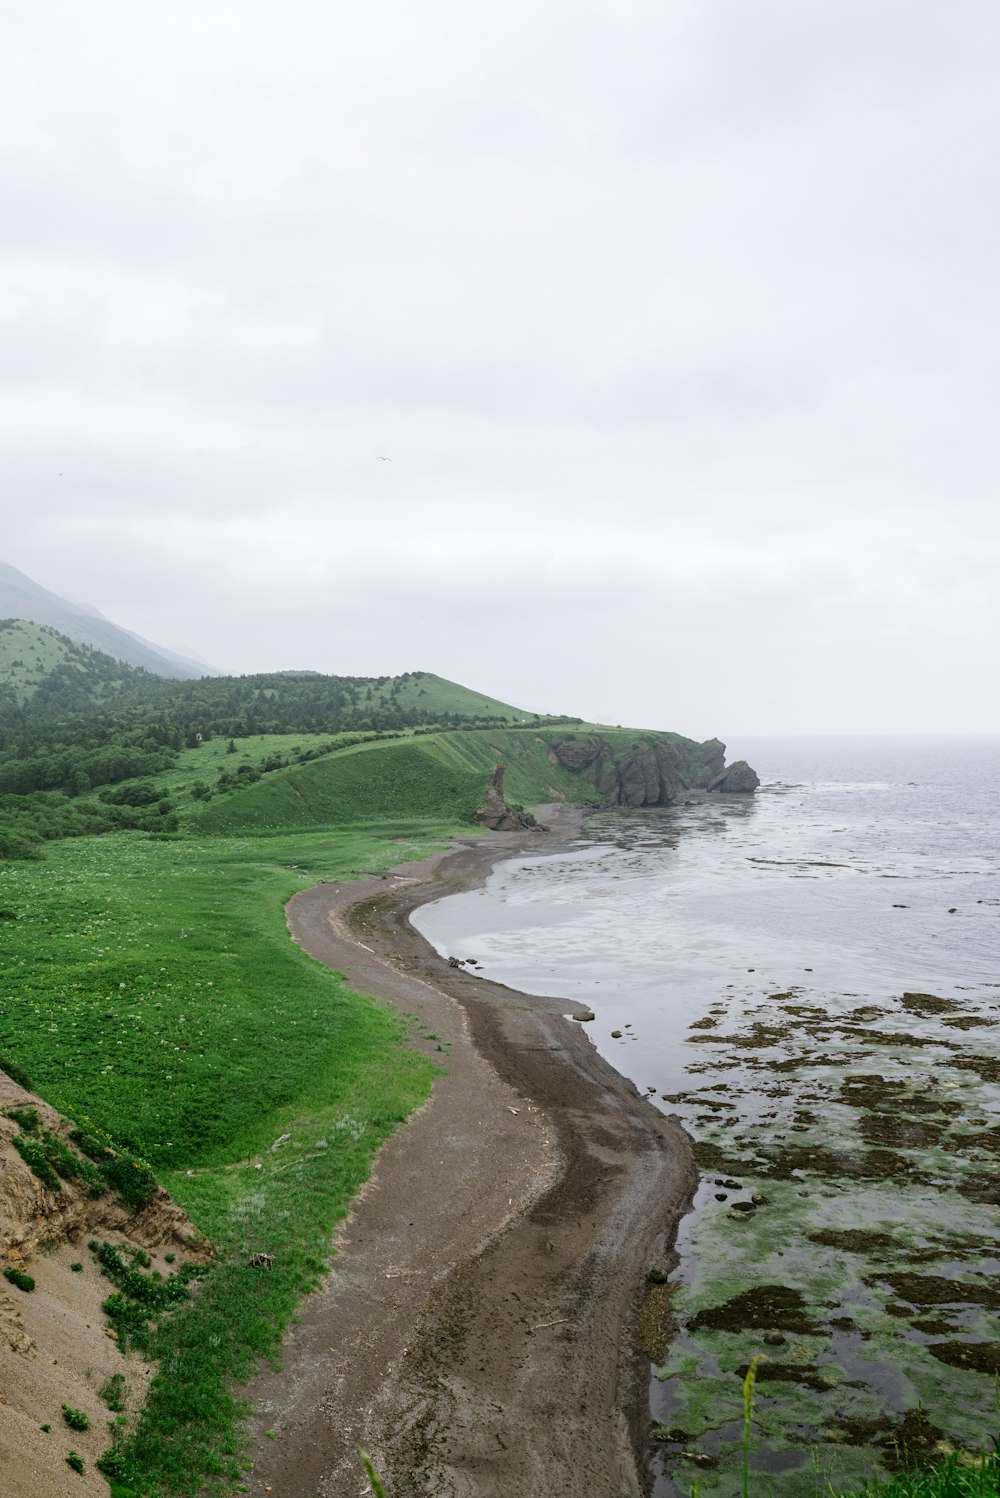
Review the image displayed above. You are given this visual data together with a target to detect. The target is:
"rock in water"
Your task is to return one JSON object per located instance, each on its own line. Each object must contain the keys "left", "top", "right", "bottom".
{"left": 709, "top": 760, "right": 761, "bottom": 794}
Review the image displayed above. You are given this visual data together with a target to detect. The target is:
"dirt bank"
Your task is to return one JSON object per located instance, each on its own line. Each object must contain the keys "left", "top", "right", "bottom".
{"left": 247, "top": 811, "right": 697, "bottom": 1498}
{"left": 0, "top": 1076, "right": 213, "bottom": 1498}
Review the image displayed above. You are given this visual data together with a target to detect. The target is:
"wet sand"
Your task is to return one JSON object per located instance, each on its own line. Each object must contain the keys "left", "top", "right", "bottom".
{"left": 246, "top": 810, "right": 697, "bottom": 1497}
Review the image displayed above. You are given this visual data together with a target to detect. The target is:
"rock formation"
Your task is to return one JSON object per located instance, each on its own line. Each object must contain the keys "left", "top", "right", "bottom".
{"left": 708, "top": 759, "right": 760, "bottom": 794}
{"left": 547, "top": 733, "right": 757, "bottom": 808}
{"left": 474, "top": 763, "right": 541, "bottom": 831}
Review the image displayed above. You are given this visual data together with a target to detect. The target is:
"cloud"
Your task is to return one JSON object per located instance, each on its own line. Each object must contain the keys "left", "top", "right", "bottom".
{"left": 1, "top": 0, "right": 998, "bottom": 731}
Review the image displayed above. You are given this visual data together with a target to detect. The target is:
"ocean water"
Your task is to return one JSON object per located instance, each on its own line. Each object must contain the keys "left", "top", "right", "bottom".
{"left": 412, "top": 736, "right": 1000, "bottom": 1495}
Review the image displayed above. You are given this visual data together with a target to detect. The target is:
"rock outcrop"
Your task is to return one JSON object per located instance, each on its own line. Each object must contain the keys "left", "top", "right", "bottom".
{"left": 708, "top": 759, "right": 760, "bottom": 794}
{"left": 547, "top": 733, "right": 757, "bottom": 807}
{"left": 474, "top": 763, "right": 541, "bottom": 832}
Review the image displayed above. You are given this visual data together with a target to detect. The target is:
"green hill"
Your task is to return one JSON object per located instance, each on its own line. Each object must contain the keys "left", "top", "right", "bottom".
{"left": 0, "top": 619, "right": 151, "bottom": 715}
{"left": 189, "top": 726, "right": 729, "bottom": 835}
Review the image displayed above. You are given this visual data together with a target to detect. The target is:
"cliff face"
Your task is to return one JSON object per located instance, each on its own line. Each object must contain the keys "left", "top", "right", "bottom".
{"left": 546, "top": 733, "right": 758, "bottom": 807}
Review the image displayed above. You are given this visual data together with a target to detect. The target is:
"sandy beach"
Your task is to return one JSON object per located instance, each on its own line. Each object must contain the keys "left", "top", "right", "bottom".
{"left": 246, "top": 810, "right": 697, "bottom": 1498}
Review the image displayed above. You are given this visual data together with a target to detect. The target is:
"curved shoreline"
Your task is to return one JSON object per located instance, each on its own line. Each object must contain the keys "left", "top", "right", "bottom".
{"left": 246, "top": 812, "right": 697, "bottom": 1497}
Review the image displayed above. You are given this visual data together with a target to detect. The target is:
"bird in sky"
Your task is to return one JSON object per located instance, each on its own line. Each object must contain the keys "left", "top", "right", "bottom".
{"left": 377, "top": 455, "right": 391, "bottom": 462}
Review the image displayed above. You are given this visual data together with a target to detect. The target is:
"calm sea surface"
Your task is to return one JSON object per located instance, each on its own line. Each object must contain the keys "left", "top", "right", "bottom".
{"left": 413, "top": 736, "right": 1000, "bottom": 1495}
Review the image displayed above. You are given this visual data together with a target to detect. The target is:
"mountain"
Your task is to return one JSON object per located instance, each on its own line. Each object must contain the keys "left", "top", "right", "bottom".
{"left": 0, "top": 562, "right": 211, "bottom": 678}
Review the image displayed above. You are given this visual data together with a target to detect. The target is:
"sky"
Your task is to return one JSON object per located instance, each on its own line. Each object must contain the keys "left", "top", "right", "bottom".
{"left": 2, "top": 0, "right": 998, "bottom": 736}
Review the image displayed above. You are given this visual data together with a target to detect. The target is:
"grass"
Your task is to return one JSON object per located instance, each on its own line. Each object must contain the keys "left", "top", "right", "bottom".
{"left": 0, "top": 820, "right": 463, "bottom": 1494}
{"left": 844, "top": 1450, "right": 1000, "bottom": 1496}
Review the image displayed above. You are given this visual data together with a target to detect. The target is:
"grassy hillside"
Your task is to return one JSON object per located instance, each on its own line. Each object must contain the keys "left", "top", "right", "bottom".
{"left": 0, "top": 618, "right": 149, "bottom": 712}
{"left": 189, "top": 725, "right": 717, "bottom": 837}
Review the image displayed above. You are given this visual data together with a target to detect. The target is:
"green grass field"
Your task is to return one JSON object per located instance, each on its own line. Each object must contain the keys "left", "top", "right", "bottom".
{"left": 0, "top": 821, "right": 465, "bottom": 1494}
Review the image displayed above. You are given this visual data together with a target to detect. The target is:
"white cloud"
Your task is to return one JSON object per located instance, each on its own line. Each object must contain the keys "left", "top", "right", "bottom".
{"left": 1, "top": 0, "right": 999, "bottom": 730}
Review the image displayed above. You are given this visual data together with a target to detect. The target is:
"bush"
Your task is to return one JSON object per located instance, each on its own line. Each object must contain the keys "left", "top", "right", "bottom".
{"left": 66, "top": 1451, "right": 85, "bottom": 1475}
{"left": 62, "top": 1404, "right": 90, "bottom": 1432}
{"left": 99, "top": 1373, "right": 126, "bottom": 1412}
{"left": 3, "top": 1266, "right": 35, "bottom": 1292}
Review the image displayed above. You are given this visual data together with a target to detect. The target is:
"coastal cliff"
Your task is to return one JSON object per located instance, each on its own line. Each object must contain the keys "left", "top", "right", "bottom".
{"left": 547, "top": 732, "right": 759, "bottom": 808}
{"left": 473, "top": 731, "right": 758, "bottom": 828}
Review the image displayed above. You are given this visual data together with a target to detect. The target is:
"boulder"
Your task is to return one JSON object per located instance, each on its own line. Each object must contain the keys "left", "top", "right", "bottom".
{"left": 709, "top": 760, "right": 760, "bottom": 794}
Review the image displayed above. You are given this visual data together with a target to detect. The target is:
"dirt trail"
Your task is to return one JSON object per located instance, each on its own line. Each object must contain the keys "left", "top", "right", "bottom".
{"left": 246, "top": 816, "right": 696, "bottom": 1498}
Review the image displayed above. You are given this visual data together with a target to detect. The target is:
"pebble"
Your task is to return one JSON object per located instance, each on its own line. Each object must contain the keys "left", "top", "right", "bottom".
{"left": 611, "top": 1030, "right": 623, "bottom": 1038}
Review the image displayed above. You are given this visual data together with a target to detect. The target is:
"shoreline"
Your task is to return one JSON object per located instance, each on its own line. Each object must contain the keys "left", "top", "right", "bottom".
{"left": 246, "top": 807, "right": 697, "bottom": 1497}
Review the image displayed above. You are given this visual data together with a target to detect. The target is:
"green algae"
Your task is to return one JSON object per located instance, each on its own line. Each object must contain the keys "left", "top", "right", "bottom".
{"left": 655, "top": 978, "right": 1000, "bottom": 1496}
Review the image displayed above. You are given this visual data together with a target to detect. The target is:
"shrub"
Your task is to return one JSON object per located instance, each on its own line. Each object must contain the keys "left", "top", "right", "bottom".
{"left": 99, "top": 1373, "right": 126, "bottom": 1413}
{"left": 11, "top": 1133, "right": 62, "bottom": 1190}
{"left": 62, "top": 1405, "right": 90, "bottom": 1432}
{"left": 4, "top": 1266, "right": 35, "bottom": 1292}
{"left": 66, "top": 1451, "right": 84, "bottom": 1474}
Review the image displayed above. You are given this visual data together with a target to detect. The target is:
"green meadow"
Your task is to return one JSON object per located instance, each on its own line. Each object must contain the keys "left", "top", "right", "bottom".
{"left": 0, "top": 819, "right": 465, "bottom": 1494}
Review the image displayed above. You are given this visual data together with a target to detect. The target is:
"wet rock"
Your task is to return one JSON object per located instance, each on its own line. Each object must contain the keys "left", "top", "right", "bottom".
{"left": 708, "top": 760, "right": 761, "bottom": 794}
{"left": 571, "top": 1010, "right": 596, "bottom": 1023}
{"left": 646, "top": 1267, "right": 671, "bottom": 1284}
{"left": 610, "top": 1030, "right": 623, "bottom": 1039}
{"left": 762, "top": 1330, "right": 786, "bottom": 1346}
{"left": 714, "top": 1193, "right": 728, "bottom": 1202}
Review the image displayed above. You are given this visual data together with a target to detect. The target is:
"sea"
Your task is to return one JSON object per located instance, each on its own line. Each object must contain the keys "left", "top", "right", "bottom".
{"left": 411, "top": 736, "right": 1000, "bottom": 1496}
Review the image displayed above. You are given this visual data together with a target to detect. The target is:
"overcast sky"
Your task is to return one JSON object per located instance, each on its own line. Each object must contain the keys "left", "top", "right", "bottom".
{"left": 2, "top": 1, "right": 998, "bottom": 735}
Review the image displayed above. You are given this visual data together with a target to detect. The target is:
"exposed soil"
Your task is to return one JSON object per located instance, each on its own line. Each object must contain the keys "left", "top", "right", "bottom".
{"left": 0, "top": 1077, "right": 212, "bottom": 1498}
{"left": 245, "top": 812, "right": 697, "bottom": 1498}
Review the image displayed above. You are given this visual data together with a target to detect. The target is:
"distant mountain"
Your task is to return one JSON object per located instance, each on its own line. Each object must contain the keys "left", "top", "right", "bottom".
{"left": 0, "top": 562, "right": 212, "bottom": 679}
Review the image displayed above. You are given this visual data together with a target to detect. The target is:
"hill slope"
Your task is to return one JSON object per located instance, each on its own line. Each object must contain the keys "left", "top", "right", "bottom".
{"left": 0, "top": 619, "right": 151, "bottom": 717}
{"left": 190, "top": 726, "right": 746, "bottom": 835}
{"left": 0, "top": 562, "right": 210, "bottom": 678}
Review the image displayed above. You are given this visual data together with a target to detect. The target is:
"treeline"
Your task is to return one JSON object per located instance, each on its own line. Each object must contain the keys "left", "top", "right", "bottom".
{"left": 0, "top": 791, "right": 178, "bottom": 860}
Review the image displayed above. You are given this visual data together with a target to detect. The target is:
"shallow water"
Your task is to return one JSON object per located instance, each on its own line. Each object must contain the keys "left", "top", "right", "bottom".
{"left": 412, "top": 736, "right": 1000, "bottom": 1494}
